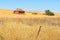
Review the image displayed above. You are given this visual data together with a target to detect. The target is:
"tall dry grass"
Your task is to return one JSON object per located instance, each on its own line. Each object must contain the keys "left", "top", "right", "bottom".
{"left": 0, "top": 17, "right": 60, "bottom": 40}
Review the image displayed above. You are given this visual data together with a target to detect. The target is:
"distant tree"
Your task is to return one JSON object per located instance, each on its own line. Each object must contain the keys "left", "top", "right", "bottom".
{"left": 45, "top": 10, "right": 54, "bottom": 16}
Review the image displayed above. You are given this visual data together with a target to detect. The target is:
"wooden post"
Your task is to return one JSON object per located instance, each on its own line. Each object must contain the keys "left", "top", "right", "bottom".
{"left": 36, "top": 26, "right": 42, "bottom": 39}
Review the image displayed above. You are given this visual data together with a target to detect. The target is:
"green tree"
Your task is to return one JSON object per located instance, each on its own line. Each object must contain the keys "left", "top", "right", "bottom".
{"left": 45, "top": 10, "right": 54, "bottom": 16}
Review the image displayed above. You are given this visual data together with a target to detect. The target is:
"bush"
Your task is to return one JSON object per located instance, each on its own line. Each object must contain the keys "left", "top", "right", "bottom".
{"left": 45, "top": 10, "right": 54, "bottom": 16}
{"left": 32, "top": 13, "right": 37, "bottom": 15}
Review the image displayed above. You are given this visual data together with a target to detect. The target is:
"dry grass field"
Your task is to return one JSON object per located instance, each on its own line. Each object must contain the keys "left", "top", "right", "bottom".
{"left": 0, "top": 9, "right": 60, "bottom": 40}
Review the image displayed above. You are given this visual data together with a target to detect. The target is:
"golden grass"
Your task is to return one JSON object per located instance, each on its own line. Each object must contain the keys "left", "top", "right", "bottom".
{"left": 0, "top": 9, "right": 60, "bottom": 40}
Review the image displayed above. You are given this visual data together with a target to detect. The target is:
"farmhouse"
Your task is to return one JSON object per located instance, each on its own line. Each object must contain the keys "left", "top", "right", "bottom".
{"left": 13, "top": 8, "right": 25, "bottom": 14}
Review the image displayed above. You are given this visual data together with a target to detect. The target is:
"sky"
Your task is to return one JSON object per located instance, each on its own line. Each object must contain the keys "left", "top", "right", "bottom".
{"left": 0, "top": 0, "right": 60, "bottom": 12}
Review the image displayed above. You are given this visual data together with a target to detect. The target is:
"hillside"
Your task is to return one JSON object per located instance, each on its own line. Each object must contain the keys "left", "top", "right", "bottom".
{"left": 0, "top": 9, "right": 60, "bottom": 40}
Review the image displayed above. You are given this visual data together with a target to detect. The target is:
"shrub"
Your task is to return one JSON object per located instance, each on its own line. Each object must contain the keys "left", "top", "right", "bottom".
{"left": 32, "top": 13, "right": 37, "bottom": 15}
{"left": 45, "top": 10, "right": 54, "bottom": 16}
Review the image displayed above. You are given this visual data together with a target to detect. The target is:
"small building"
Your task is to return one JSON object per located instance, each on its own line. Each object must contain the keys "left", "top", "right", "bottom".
{"left": 13, "top": 8, "right": 25, "bottom": 14}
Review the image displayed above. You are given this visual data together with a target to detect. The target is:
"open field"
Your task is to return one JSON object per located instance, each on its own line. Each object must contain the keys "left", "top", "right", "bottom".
{"left": 0, "top": 9, "right": 60, "bottom": 40}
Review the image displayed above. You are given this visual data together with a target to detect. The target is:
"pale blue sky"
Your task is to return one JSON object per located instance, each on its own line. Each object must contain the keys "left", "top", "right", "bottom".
{"left": 0, "top": 0, "right": 60, "bottom": 12}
